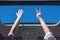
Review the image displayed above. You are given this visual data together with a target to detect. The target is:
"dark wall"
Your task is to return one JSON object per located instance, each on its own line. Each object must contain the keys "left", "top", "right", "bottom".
{"left": 0, "top": 22, "right": 60, "bottom": 40}
{"left": 0, "top": 0, "right": 60, "bottom": 1}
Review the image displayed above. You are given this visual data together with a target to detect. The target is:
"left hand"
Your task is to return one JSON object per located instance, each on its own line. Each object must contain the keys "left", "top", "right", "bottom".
{"left": 16, "top": 9, "right": 24, "bottom": 18}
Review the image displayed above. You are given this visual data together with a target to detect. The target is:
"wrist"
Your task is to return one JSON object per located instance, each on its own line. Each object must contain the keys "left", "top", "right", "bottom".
{"left": 17, "top": 16, "right": 21, "bottom": 20}
{"left": 38, "top": 16, "right": 42, "bottom": 20}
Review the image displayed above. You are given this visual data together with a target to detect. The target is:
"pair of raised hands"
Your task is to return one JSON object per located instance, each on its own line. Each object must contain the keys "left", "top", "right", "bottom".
{"left": 17, "top": 9, "right": 42, "bottom": 19}
{"left": 8, "top": 9, "right": 42, "bottom": 36}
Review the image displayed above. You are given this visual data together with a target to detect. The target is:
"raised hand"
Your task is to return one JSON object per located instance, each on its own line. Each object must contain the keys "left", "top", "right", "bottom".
{"left": 16, "top": 9, "right": 24, "bottom": 18}
{"left": 36, "top": 9, "right": 42, "bottom": 19}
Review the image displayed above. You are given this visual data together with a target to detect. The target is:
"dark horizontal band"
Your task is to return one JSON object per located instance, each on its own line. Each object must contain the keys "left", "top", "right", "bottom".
{"left": 0, "top": 1, "right": 60, "bottom": 5}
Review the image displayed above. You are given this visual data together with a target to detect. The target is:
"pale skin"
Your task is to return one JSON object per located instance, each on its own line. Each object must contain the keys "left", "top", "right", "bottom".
{"left": 36, "top": 9, "right": 50, "bottom": 34}
{"left": 8, "top": 9, "right": 24, "bottom": 36}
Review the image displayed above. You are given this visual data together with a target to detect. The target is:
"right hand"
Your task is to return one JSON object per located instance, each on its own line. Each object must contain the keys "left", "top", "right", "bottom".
{"left": 36, "top": 9, "right": 42, "bottom": 19}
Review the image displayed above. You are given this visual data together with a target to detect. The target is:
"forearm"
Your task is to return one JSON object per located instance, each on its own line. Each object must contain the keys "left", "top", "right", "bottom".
{"left": 9, "top": 17, "right": 20, "bottom": 33}
{"left": 8, "top": 9, "right": 23, "bottom": 37}
{"left": 8, "top": 17, "right": 21, "bottom": 36}
{"left": 39, "top": 17, "right": 50, "bottom": 34}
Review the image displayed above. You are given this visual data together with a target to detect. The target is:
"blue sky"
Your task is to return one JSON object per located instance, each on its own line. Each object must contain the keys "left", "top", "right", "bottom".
{"left": 0, "top": 5, "right": 60, "bottom": 23}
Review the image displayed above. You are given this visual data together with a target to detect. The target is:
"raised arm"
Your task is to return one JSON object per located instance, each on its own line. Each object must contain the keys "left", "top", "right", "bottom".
{"left": 8, "top": 9, "right": 24, "bottom": 36}
{"left": 36, "top": 9, "right": 50, "bottom": 34}
{"left": 36, "top": 9, "right": 56, "bottom": 40}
